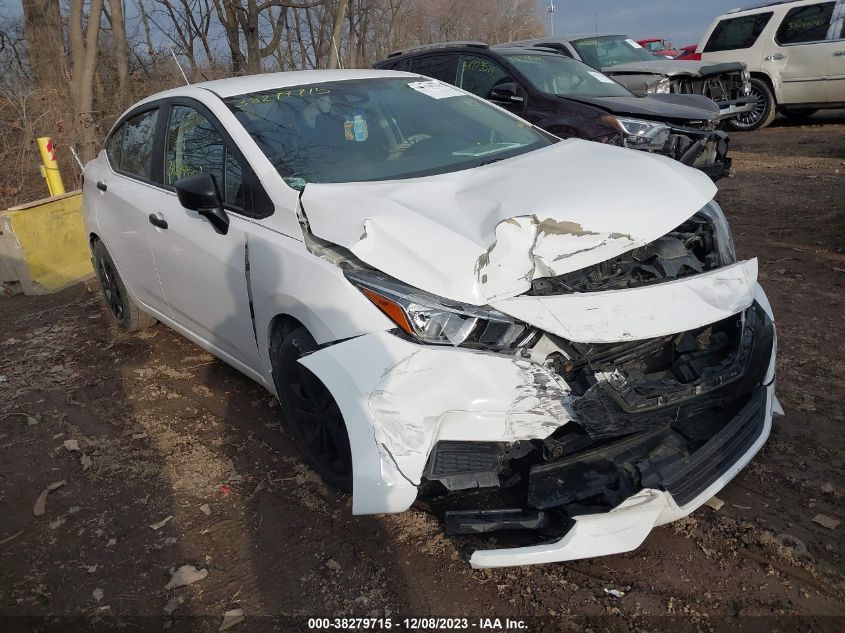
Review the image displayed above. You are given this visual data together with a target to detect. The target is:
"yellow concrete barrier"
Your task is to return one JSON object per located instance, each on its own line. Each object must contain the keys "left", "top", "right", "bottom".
{"left": 0, "top": 190, "right": 93, "bottom": 295}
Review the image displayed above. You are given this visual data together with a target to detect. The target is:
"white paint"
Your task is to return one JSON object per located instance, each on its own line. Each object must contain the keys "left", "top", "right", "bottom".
{"left": 492, "top": 260, "right": 759, "bottom": 343}
{"left": 301, "top": 140, "right": 716, "bottom": 305}
{"left": 626, "top": 38, "right": 643, "bottom": 48}
{"left": 299, "top": 330, "right": 573, "bottom": 513}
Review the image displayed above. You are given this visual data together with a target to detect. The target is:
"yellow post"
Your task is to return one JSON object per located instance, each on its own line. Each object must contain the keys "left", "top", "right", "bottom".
{"left": 37, "top": 137, "right": 65, "bottom": 197}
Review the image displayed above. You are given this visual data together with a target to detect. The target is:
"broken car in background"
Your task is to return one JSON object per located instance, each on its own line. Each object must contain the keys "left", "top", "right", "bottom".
{"left": 503, "top": 35, "right": 755, "bottom": 123}
{"left": 376, "top": 43, "right": 733, "bottom": 180}
{"left": 83, "top": 70, "right": 778, "bottom": 568}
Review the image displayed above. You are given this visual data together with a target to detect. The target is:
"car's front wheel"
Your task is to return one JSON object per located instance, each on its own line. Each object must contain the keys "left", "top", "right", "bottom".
{"left": 728, "top": 78, "right": 777, "bottom": 131}
{"left": 92, "top": 239, "right": 157, "bottom": 332}
{"left": 271, "top": 324, "right": 353, "bottom": 492}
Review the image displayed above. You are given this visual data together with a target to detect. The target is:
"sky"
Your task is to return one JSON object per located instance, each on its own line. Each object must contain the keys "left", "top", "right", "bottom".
{"left": 536, "top": 0, "right": 752, "bottom": 47}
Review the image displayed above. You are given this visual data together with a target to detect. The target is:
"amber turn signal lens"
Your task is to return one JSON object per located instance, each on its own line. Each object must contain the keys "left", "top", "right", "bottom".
{"left": 361, "top": 288, "right": 414, "bottom": 335}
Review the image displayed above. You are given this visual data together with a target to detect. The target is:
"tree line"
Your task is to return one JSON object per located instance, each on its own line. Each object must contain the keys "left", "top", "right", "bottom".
{"left": 0, "top": 0, "right": 541, "bottom": 208}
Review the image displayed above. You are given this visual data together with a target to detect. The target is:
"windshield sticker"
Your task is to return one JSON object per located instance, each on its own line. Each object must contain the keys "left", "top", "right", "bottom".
{"left": 407, "top": 80, "right": 464, "bottom": 99}
{"left": 588, "top": 71, "right": 616, "bottom": 84}
{"left": 625, "top": 38, "right": 643, "bottom": 48}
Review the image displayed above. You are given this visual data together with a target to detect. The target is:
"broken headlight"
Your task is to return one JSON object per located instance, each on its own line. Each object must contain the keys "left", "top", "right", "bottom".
{"left": 610, "top": 116, "right": 671, "bottom": 151}
{"left": 647, "top": 77, "right": 672, "bottom": 94}
{"left": 699, "top": 200, "right": 736, "bottom": 265}
{"left": 344, "top": 269, "right": 537, "bottom": 351}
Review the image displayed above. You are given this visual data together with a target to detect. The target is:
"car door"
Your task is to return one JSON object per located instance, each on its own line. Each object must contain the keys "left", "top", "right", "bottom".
{"left": 828, "top": 0, "right": 845, "bottom": 101}
{"left": 95, "top": 106, "right": 167, "bottom": 314}
{"left": 147, "top": 100, "right": 266, "bottom": 374}
{"left": 764, "top": 1, "right": 837, "bottom": 103}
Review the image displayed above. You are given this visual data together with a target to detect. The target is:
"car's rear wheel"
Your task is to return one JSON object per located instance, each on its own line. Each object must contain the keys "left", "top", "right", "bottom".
{"left": 271, "top": 324, "right": 353, "bottom": 492}
{"left": 728, "top": 78, "right": 777, "bottom": 131}
{"left": 92, "top": 239, "right": 157, "bottom": 332}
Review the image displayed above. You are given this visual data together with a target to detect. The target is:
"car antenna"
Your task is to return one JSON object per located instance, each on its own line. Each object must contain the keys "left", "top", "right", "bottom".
{"left": 171, "top": 48, "right": 190, "bottom": 85}
{"left": 69, "top": 145, "right": 84, "bottom": 172}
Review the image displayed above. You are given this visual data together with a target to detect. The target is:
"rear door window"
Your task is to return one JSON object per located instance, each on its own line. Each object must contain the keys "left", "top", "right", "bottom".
{"left": 775, "top": 2, "right": 835, "bottom": 44}
{"left": 703, "top": 12, "right": 774, "bottom": 52}
{"left": 107, "top": 109, "right": 159, "bottom": 181}
{"left": 410, "top": 54, "right": 455, "bottom": 82}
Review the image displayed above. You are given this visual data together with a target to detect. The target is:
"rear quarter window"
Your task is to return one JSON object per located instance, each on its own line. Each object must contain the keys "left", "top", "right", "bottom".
{"left": 106, "top": 109, "right": 159, "bottom": 181}
{"left": 775, "top": 2, "right": 835, "bottom": 44}
{"left": 704, "top": 12, "right": 774, "bottom": 52}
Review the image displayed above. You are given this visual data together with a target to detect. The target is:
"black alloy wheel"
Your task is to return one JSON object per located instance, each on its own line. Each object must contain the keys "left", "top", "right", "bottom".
{"left": 273, "top": 325, "right": 353, "bottom": 492}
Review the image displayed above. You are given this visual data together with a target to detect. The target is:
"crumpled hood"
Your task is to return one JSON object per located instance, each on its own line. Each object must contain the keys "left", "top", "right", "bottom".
{"left": 603, "top": 59, "right": 745, "bottom": 77}
{"left": 563, "top": 94, "right": 719, "bottom": 122}
{"left": 300, "top": 139, "right": 717, "bottom": 305}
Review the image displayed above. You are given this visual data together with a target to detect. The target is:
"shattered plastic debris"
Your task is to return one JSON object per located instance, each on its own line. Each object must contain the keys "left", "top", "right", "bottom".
{"left": 704, "top": 496, "right": 724, "bottom": 511}
{"left": 63, "top": 439, "right": 81, "bottom": 452}
{"left": 33, "top": 480, "right": 66, "bottom": 516}
{"left": 219, "top": 608, "right": 246, "bottom": 631}
{"left": 604, "top": 588, "right": 625, "bottom": 598}
{"left": 92, "top": 588, "right": 104, "bottom": 602}
{"left": 80, "top": 454, "right": 93, "bottom": 470}
{"left": 199, "top": 504, "right": 211, "bottom": 516}
{"left": 812, "top": 514, "right": 840, "bottom": 530}
{"left": 150, "top": 515, "right": 174, "bottom": 531}
{"left": 165, "top": 565, "right": 208, "bottom": 589}
{"left": 219, "top": 484, "right": 231, "bottom": 495}
{"left": 163, "top": 596, "right": 183, "bottom": 616}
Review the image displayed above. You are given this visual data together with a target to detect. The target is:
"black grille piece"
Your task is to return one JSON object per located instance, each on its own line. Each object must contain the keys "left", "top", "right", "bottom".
{"left": 426, "top": 441, "right": 503, "bottom": 491}
{"left": 660, "top": 387, "right": 767, "bottom": 506}
{"left": 445, "top": 509, "right": 549, "bottom": 535}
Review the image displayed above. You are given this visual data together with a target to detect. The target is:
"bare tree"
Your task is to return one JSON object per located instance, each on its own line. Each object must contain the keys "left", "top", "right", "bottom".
{"left": 69, "top": 0, "right": 105, "bottom": 160}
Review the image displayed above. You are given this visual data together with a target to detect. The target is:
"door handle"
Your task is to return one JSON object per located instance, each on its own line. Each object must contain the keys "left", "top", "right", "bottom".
{"left": 148, "top": 213, "right": 168, "bottom": 230}
{"left": 765, "top": 53, "right": 786, "bottom": 61}
{"left": 834, "top": 50, "right": 845, "bottom": 56}
{"left": 96, "top": 181, "right": 107, "bottom": 191}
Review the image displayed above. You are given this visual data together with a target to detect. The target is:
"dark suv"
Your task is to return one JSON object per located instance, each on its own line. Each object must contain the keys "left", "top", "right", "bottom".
{"left": 375, "top": 43, "right": 732, "bottom": 180}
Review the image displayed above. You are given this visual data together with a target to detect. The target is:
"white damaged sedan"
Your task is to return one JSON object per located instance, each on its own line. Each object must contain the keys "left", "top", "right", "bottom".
{"left": 83, "top": 70, "right": 778, "bottom": 568}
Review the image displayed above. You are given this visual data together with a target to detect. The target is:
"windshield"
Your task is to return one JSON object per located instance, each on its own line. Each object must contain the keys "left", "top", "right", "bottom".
{"left": 502, "top": 53, "right": 631, "bottom": 98}
{"left": 571, "top": 35, "right": 657, "bottom": 68}
{"left": 225, "top": 77, "right": 551, "bottom": 188}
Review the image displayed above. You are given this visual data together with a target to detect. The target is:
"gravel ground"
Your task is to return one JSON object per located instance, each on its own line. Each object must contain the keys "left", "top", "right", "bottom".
{"left": 1, "top": 111, "right": 843, "bottom": 633}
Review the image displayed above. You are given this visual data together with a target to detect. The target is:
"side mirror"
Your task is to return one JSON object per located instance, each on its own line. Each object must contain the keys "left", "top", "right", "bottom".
{"left": 174, "top": 172, "right": 229, "bottom": 235}
{"left": 489, "top": 82, "right": 524, "bottom": 104}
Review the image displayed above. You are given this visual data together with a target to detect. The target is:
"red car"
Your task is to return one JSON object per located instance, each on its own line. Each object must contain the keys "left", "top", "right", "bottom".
{"left": 637, "top": 38, "right": 680, "bottom": 58}
{"left": 674, "top": 45, "right": 701, "bottom": 61}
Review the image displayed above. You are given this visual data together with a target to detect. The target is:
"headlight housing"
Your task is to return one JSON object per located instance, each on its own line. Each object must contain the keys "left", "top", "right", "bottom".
{"left": 647, "top": 77, "right": 672, "bottom": 94}
{"left": 609, "top": 116, "right": 671, "bottom": 151}
{"left": 699, "top": 200, "right": 736, "bottom": 265}
{"left": 344, "top": 269, "right": 538, "bottom": 351}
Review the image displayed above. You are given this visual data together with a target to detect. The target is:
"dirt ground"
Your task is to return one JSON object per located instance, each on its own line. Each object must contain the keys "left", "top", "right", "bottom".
{"left": 1, "top": 111, "right": 844, "bottom": 632}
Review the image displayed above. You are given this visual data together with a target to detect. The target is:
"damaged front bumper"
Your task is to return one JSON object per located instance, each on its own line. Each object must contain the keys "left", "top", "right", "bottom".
{"left": 658, "top": 124, "right": 731, "bottom": 182}
{"left": 300, "top": 268, "right": 777, "bottom": 566}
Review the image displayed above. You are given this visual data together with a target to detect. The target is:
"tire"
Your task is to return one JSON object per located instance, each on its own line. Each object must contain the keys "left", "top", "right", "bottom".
{"left": 727, "top": 78, "right": 777, "bottom": 131}
{"left": 779, "top": 107, "right": 818, "bottom": 119}
{"left": 92, "top": 239, "right": 157, "bottom": 332}
{"left": 271, "top": 324, "right": 353, "bottom": 492}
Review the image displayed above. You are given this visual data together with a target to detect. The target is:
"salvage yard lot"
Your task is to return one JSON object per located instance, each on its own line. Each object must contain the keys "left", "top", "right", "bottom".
{"left": 1, "top": 113, "right": 844, "bottom": 630}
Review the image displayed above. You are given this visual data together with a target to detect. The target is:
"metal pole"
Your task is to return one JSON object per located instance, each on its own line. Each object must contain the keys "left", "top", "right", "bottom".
{"left": 548, "top": 1, "right": 556, "bottom": 37}
{"left": 37, "top": 137, "right": 65, "bottom": 197}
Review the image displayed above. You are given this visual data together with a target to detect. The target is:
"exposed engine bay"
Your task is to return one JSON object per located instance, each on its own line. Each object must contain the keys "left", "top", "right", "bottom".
{"left": 531, "top": 211, "right": 728, "bottom": 295}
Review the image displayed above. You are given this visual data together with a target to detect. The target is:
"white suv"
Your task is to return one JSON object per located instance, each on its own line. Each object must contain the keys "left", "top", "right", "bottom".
{"left": 83, "top": 70, "right": 778, "bottom": 568}
{"left": 697, "top": 0, "right": 845, "bottom": 129}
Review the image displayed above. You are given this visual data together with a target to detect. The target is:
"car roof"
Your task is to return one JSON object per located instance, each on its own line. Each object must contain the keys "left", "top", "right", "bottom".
{"left": 136, "top": 69, "right": 419, "bottom": 103}
{"left": 727, "top": 0, "right": 807, "bottom": 14}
